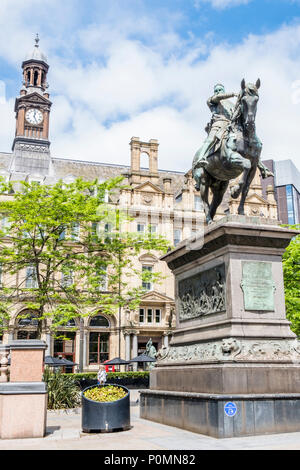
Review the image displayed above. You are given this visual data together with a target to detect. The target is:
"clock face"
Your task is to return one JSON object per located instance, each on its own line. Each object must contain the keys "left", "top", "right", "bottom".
{"left": 25, "top": 108, "right": 43, "bottom": 125}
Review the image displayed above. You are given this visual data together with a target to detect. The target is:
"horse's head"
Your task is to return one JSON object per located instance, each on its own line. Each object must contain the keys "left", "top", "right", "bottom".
{"left": 239, "top": 78, "right": 260, "bottom": 132}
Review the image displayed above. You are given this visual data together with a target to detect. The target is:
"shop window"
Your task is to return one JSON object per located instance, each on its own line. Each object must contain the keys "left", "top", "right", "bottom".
{"left": 89, "top": 332, "right": 109, "bottom": 364}
{"left": 54, "top": 331, "right": 76, "bottom": 372}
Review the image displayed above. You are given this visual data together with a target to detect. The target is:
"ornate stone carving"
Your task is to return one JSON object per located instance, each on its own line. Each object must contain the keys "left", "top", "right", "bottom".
{"left": 142, "top": 194, "right": 153, "bottom": 205}
{"left": 178, "top": 264, "right": 226, "bottom": 321}
{"left": 157, "top": 338, "right": 300, "bottom": 364}
{"left": 16, "top": 143, "right": 49, "bottom": 153}
{"left": 221, "top": 338, "right": 241, "bottom": 358}
{"left": 156, "top": 345, "right": 169, "bottom": 361}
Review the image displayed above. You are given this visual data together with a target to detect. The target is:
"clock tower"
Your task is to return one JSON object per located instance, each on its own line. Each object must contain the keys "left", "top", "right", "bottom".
{"left": 11, "top": 34, "right": 52, "bottom": 175}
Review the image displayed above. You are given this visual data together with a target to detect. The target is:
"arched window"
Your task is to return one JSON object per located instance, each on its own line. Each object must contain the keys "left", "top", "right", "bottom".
{"left": 16, "top": 311, "right": 39, "bottom": 340}
{"left": 88, "top": 315, "right": 110, "bottom": 364}
{"left": 90, "top": 315, "right": 110, "bottom": 328}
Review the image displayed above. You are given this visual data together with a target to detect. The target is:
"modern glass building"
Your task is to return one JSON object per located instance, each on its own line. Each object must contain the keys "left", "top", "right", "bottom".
{"left": 262, "top": 159, "right": 300, "bottom": 225}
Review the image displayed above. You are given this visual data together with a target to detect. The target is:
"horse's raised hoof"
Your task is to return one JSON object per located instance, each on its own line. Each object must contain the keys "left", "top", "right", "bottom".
{"left": 231, "top": 185, "right": 241, "bottom": 199}
{"left": 207, "top": 219, "right": 214, "bottom": 225}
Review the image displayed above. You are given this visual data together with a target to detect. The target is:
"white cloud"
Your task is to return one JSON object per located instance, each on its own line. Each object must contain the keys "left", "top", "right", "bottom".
{"left": 0, "top": 98, "right": 16, "bottom": 152}
{"left": 50, "top": 21, "right": 300, "bottom": 171}
{"left": 195, "top": 0, "right": 252, "bottom": 9}
{"left": 0, "top": 81, "right": 6, "bottom": 105}
{"left": 0, "top": 2, "right": 299, "bottom": 173}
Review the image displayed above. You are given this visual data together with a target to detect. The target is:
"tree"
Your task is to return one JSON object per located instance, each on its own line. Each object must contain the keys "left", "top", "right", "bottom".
{"left": 0, "top": 177, "right": 170, "bottom": 342}
{"left": 282, "top": 225, "right": 300, "bottom": 337}
{"left": 96, "top": 205, "right": 170, "bottom": 356}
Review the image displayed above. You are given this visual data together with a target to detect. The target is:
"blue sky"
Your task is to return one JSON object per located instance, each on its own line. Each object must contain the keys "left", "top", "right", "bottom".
{"left": 0, "top": 0, "right": 300, "bottom": 171}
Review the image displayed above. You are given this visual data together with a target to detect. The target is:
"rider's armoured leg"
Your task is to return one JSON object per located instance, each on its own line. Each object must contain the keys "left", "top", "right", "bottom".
{"left": 193, "top": 138, "right": 214, "bottom": 171}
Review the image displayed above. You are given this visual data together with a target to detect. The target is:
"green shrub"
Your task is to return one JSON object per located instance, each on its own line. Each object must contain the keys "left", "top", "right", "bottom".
{"left": 63, "top": 371, "right": 150, "bottom": 390}
{"left": 63, "top": 371, "right": 149, "bottom": 381}
{"left": 84, "top": 385, "right": 127, "bottom": 402}
{"left": 43, "top": 367, "right": 81, "bottom": 410}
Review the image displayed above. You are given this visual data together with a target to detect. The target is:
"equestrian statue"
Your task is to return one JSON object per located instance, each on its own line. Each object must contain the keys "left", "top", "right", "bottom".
{"left": 192, "top": 79, "right": 273, "bottom": 225}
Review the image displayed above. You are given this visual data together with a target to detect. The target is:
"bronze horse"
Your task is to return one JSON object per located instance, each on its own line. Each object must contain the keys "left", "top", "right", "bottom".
{"left": 193, "top": 79, "right": 267, "bottom": 225}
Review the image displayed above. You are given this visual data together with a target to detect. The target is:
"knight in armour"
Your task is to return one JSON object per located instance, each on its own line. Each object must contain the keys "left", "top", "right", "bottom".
{"left": 193, "top": 83, "right": 238, "bottom": 181}
{"left": 192, "top": 82, "right": 273, "bottom": 192}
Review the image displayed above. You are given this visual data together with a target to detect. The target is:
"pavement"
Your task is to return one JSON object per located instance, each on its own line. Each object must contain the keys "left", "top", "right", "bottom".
{"left": 0, "top": 390, "right": 300, "bottom": 451}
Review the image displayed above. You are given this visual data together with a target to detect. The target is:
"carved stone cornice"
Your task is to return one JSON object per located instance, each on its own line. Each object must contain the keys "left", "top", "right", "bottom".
{"left": 157, "top": 337, "right": 300, "bottom": 365}
{"left": 123, "top": 329, "right": 140, "bottom": 336}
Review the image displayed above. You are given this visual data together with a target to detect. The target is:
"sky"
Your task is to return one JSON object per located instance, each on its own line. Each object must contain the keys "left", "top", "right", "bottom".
{"left": 0, "top": 0, "right": 300, "bottom": 173}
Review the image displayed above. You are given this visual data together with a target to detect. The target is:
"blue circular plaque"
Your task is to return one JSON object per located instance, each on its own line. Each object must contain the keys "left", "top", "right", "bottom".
{"left": 224, "top": 402, "right": 237, "bottom": 417}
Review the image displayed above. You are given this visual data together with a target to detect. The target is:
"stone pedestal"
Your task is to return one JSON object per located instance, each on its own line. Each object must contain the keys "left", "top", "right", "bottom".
{"left": 140, "top": 216, "right": 300, "bottom": 438}
{"left": 0, "top": 340, "right": 48, "bottom": 439}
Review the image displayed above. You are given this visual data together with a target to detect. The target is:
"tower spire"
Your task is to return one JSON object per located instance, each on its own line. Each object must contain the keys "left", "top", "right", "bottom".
{"left": 11, "top": 33, "right": 52, "bottom": 169}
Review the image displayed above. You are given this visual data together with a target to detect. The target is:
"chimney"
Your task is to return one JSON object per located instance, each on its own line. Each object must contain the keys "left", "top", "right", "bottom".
{"left": 163, "top": 177, "right": 172, "bottom": 192}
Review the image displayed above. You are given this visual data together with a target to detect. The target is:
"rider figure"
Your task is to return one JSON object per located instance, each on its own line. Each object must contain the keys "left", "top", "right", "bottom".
{"left": 192, "top": 82, "right": 273, "bottom": 184}
{"left": 193, "top": 83, "right": 238, "bottom": 172}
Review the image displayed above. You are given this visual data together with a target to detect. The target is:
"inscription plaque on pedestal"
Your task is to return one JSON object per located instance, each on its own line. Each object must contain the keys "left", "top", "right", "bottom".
{"left": 241, "top": 261, "right": 275, "bottom": 311}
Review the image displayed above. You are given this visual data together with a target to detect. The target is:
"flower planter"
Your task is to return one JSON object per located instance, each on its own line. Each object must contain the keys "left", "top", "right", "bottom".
{"left": 81, "top": 384, "right": 130, "bottom": 433}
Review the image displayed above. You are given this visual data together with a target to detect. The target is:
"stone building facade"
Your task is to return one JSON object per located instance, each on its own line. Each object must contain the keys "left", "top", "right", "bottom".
{"left": 0, "top": 38, "right": 278, "bottom": 371}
